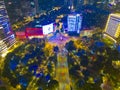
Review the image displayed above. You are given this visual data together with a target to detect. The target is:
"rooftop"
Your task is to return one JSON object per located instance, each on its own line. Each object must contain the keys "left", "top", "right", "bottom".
{"left": 110, "top": 13, "right": 120, "bottom": 18}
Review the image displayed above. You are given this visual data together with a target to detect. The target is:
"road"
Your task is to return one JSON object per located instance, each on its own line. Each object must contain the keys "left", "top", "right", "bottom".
{"left": 27, "top": 76, "right": 38, "bottom": 90}
{"left": 56, "top": 48, "right": 71, "bottom": 90}
{"left": 48, "top": 32, "right": 72, "bottom": 90}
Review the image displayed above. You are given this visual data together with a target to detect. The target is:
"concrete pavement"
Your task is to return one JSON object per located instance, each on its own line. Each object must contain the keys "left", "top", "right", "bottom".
{"left": 56, "top": 50, "right": 71, "bottom": 90}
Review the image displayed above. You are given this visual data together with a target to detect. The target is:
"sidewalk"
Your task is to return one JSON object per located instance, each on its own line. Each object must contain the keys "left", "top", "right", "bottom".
{"left": 56, "top": 48, "right": 70, "bottom": 90}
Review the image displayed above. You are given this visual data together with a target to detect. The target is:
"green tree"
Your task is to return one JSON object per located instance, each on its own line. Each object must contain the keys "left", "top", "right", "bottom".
{"left": 65, "top": 40, "right": 76, "bottom": 52}
{"left": 48, "top": 79, "right": 59, "bottom": 90}
{"left": 116, "top": 35, "right": 120, "bottom": 44}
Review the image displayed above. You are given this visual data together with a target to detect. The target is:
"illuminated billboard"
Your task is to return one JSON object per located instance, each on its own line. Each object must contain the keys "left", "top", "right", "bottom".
{"left": 26, "top": 28, "right": 43, "bottom": 36}
{"left": 42, "top": 23, "right": 53, "bottom": 35}
{"left": 16, "top": 32, "right": 26, "bottom": 39}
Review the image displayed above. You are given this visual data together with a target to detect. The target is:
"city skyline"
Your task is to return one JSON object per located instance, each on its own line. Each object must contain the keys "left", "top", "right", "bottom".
{"left": 0, "top": 1, "right": 120, "bottom": 90}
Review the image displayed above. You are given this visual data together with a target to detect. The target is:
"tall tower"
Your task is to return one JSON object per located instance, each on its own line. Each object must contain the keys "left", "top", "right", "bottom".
{"left": 64, "top": 0, "right": 70, "bottom": 5}
{"left": 84, "top": 0, "right": 89, "bottom": 5}
{"left": 64, "top": 0, "right": 67, "bottom": 5}
{"left": 21, "top": 0, "right": 38, "bottom": 16}
{"left": 67, "top": 14, "right": 82, "bottom": 35}
{"left": 65, "top": 0, "right": 74, "bottom": 10}
{"left": 0, "top": 0, "right": 15, "bottom": 55}
{"left": 34, "top": 0, "right": 39, "bottom": 14}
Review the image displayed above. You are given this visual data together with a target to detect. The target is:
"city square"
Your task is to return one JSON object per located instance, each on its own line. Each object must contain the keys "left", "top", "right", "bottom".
{"left": 0, "top": 0, "right": 120, "bottom": 90}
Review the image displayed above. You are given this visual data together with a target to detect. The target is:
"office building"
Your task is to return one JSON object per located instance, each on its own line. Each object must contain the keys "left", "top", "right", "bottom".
{"left": 67, "top": 14, "right": 82, "bottom": 35}
{"left": 0, "top": 0, "right": 15, "bottom": 54}
{"left": 104, "top": 13, "right": 120, "bottom": 42}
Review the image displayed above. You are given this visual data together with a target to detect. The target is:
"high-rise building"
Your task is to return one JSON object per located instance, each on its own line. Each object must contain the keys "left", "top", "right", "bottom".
{"left": 34, "top": 0, "right": 39, "bottom": 13}
{"left": 0, "top": 0, "right": 15, "bottom": 55}
{"left": 65, "top": 0, "right": 74, "bottom": 10}
{"left": 109, "top": 0, "right": 120, "bottom": 5}
{"left": 104, "top": 13, "right": 120, "bottom": 42}
{"left": 84, "top": 0, "right": 89, "bottom": 5}
{"left": 4, "top": 0, "right": 38, "bottom": 23}
{"left": 19, "top": 0, "right": 37, "bottom": 16}
{"left": 64, "top": 0, "right": 70, "bottom": 5}
{"left": 25, "top": 0, "right": 39, "bottom": 15}
{"left": 67, "top": 14, "right": 82, "bottom": 35}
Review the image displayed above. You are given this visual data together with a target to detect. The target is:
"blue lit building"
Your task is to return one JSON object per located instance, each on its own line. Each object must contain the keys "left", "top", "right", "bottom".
{"left": 0, "top": 0, "right": 15, "bottom": 54}
{"left": 67, "top": 14, "right": 82, "bottom": 35}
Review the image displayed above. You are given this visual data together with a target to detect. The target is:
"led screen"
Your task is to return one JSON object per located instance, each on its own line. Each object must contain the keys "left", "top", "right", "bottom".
{"left": 16, "top": 32, "right": 26, "bottom": 39}
{"left": 42, "top": 23, "right": 53, "bottom": 35}
{"left": 26, "top": 28, "right": 43, "bottom": 36}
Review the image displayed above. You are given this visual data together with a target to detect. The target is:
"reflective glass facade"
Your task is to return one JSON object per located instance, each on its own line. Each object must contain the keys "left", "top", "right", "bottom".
{"left": 0, "top": 0, "right": 15, "bottom": 54}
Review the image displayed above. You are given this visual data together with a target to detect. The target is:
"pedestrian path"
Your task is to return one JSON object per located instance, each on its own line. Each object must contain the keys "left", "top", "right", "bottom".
{"left": 56, "top": 49, "right": 70, "bottom": 90}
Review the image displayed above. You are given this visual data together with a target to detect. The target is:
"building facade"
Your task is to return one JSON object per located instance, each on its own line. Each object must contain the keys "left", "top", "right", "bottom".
{"left": 0, "top": 0, "right": 15, "bottom": 55}
{"left": 4, "top": 0, "right": 38, "bottom": 23}
{"left": 67, "top": 14, "right": 82, "bottom": 35}
{"left": 21, "top": 0, "right": 39, "bottom": 16}
{"left": 104, "top": 13, "right": 120, "bottom": 42}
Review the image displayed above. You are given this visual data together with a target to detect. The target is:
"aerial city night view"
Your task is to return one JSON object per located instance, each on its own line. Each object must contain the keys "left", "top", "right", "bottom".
{"left": 0, "top": 0, "right": 120, "bottom": 90}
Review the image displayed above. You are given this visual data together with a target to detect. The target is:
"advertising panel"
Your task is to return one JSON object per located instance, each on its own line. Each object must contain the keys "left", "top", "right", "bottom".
{"left": 26, "top": 28, "right": 43, "bottom": 36}
{"left": 16, "top": 32, "right": 26, "bottom": 39}
{"left": 42, "top": 23, "right": 53, "bottom": 35}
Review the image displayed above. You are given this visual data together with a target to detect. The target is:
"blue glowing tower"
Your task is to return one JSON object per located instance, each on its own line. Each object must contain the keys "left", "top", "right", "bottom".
{"left": 67, "top": 14, "right": 82, "bottom": 36}
{"left": 0, "top": 0, "right": 15, "bottom": 54}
